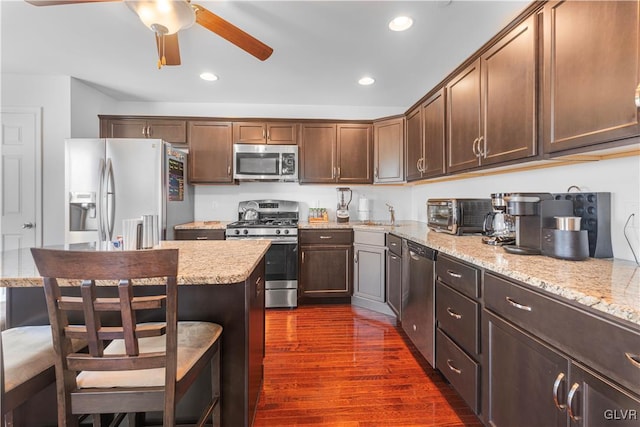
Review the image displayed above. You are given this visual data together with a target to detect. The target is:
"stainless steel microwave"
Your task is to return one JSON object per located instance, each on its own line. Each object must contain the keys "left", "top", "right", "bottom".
{"left": 233, "top": 144, "right": 298, "bottom": 182}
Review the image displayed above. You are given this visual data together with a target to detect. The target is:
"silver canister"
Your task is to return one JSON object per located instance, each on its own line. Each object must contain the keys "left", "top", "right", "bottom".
{"left": 555, "top": 216, "right": 582, "bottom": 231}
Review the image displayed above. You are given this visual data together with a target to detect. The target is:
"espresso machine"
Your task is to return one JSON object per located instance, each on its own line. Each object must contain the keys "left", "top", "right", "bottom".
{"left": 336, "top": 187, "right": 352, "bottom": 223}
{"left": 503, "top": 193, "right": 573, "bottom": 255}
{"left": 482, "top": 193, "right": 515, "bottom": 246}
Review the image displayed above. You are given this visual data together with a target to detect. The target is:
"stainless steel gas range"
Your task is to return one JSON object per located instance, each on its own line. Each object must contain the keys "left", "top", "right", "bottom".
{"left": 225, "top": 200, "right": 298, "bottom": 308}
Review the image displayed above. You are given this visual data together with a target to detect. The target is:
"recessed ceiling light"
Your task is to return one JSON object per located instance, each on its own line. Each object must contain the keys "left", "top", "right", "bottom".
{"left": 389, "top": 16, "right": 413, "bottom": 32}
{"left": 200, "top": 72, "right": 218, "bottom": 81}
{"left": 358, "top": 76, "right": 375, "bottom": 86}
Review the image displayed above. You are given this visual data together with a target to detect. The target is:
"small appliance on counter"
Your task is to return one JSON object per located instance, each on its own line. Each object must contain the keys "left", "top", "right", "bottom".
{"left": 336, "top": 187, "right": 352, "bottom": 223}
{"left": 541, "top": 216, "right": 590, "bottom": 261}
{"left": 482, "top": 193, "right": 515, "bottom": 246}
{"left": 427, "top": 198, "right": 492, "bottom": 235}
{"left": 503, "top": 193, "right": 573, "bottom": 255}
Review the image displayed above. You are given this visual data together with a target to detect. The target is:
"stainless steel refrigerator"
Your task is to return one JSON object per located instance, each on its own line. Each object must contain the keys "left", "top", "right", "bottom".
{"left": 65, "top": 138, "right": 194, "bottom": 245}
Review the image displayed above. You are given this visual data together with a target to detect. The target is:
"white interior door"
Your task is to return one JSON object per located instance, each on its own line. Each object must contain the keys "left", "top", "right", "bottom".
{"left": 0, "top": 108, "right": 42, "bottom": 271}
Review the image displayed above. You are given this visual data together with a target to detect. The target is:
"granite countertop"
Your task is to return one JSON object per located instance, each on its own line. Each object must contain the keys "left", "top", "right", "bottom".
{"left": 303, "top": 220, "right": 640, "bottom": 327}
{"left": 0, "top": 240, "right": 270, "bottom": 287}
{"left": 174, "top": 221, "right": 231, "bottom": 230}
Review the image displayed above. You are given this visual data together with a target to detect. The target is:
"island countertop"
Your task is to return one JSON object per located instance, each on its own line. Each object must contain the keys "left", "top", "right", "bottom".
{"left": 0, "top": 240, "right": 271, "bottom": 288}
{"left": 300, "top": 220, "right": 640, "bottom": 327}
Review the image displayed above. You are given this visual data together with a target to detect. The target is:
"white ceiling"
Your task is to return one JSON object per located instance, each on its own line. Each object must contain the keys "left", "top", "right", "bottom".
{"left": 1, "top": 0, "right": 529, "bottom": 111}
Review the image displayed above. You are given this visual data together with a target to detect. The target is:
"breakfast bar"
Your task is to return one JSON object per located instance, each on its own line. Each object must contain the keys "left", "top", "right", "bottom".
{"left": 1, "top": 240, "right": 270, "bottom": 427}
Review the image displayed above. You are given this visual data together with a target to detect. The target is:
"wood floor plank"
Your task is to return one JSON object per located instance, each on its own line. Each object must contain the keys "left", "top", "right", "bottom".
{"left": 253, "top": 304, "right": 481, "bottom": 426}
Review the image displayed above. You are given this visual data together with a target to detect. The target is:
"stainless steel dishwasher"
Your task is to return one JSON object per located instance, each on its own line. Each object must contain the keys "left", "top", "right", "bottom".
{"left": 402, "top": 240, "right": 436, "bottom": 367}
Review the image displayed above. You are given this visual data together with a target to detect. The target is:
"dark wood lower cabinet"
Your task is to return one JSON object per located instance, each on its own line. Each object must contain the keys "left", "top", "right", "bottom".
{"left": 174, "top": 228, "right": 225, "bottom": 240}
{"left": 299, "top": 245, "right": 352, "bottom": 299}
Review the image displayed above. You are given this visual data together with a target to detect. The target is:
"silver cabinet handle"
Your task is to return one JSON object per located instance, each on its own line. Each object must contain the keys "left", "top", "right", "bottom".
{"left": 416, "top": 158, "right": 422, "bottom": 172}
{"left": 337, "top": 167, "right": 341, "bottom": 178}
{"left": 567, "top": 382, "right": 581, "bottom": 422}
{"left": 262, "top": 129, "right": 266, "bottom": 139}
{"left": 625, "top": 352, "right": 640, "bottom": 368}
{"left": 142, "top": 126, "right": 147, "bottom": 137}
{"left": 446, "top": 359, "right": 462, "bottom": 374}
{"left": 227, "top": 165, "right": 231, "bottom": 176}
{"left": 446, "top": 307, "right": 462, "bottom": 320}
{"left": 301, "top": 252, "right": 305, "bottom": 263}
{"left": 354, "top": 253, "right": 358, "bottom": 263}
{"left": 22, "top": 222, "right": 34, "bottom": 229}
{"left": 390, "top": 255, "right": 398, "bottom": 260}
{"left": 196, "top": 236, "right": 208, "bottom": 240}
{"left": 472, "top": 137, "right": 480, "bottom": 156}
{"left": 506, "top": 296, "right": 532, "bottom": 312}
{"left": 256, "top": 276, "right": 263, "bottom": 296}
{"left": 478, "top": 136, "right": 486, "bottom": 157}
{"left": 374, "top": 167, "right": 378, "bottom": 178}
{"left": 409, "top": 250, "right": 420, "bottom": 261}
{"left": 552, "top": 372, "right": 566, "bottom": 411}
{"left": 332, "top": 167, "right": 336, "bottom": 179}
{"left": 319, "top": 235, "right": 332, "bottom": 239}
{"left": 635, "top": 83, "right": 640, "bottom": 108}
{"left": 446, "top": 270, "right": 462, "bottom": 279}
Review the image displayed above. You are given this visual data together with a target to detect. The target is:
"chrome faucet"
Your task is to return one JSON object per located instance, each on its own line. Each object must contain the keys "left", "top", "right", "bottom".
{"left": 385, "top": 203, "right": 395, "bottom": 225}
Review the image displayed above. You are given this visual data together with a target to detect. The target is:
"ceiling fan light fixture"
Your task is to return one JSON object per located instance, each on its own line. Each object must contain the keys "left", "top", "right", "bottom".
{"left": 125, "top": 0, "right": 196, "bottom": 35}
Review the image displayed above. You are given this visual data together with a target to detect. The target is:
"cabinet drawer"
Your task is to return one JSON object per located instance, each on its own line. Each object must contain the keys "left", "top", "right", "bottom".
{"left": 174, "top": 229, "right": 225, "bottom": 240}
{"left": 386, "top": 234, "right": 402, "bottom": 256}
{"left": 436, "top": 281, "right": 479, "bottom": 356}
{"left": 436, "top": 255, "right": 480, "bottom": 298}
{"left": 436, "top": 328, "right": 479, "bottom": 413}
{"left": 484, "top": 273, "right": 640, "bottom": 394}
{"left": 299, "top": 229, "right": 353, "bottom": 245}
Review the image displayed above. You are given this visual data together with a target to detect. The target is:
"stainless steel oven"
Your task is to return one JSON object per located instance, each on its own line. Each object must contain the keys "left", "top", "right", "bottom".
{"left": 225, "top": 200, "right": 299, "bottom": 308}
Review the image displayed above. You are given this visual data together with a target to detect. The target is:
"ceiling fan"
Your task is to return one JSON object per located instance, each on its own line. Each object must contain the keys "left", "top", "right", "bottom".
{"left": 25, "top": 0, "right": 274, "bottom": 68}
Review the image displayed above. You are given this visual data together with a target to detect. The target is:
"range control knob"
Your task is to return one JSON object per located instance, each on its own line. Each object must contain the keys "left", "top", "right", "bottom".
{"left": 234, "top": 229, "right": 240, "bottom": 235}
{"left": 243, "top": 229, "right": 249, "bottom": 235}
{"left": 284, "top": 229, "right": 290, "bottom": 235}
{"left": 275, "top": 229, "right": 281, "bottom": 235}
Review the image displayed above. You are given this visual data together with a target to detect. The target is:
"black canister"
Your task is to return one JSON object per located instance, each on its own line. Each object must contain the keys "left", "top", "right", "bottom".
{"left": 542, "top": 228, "right": 590, "bottom": 261}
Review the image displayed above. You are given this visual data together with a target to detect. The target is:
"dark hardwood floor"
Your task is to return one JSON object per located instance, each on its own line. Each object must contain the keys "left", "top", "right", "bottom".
{"left": 253, "top": 304, "right": 482, "bottom": 426}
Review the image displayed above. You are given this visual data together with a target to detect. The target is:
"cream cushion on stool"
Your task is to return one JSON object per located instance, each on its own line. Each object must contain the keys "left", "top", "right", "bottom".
{"left": 3, "top": 325, "right": 86, "bottom": 393}
{"left": 76, "top": 322, "right": 223, "bottom": 388}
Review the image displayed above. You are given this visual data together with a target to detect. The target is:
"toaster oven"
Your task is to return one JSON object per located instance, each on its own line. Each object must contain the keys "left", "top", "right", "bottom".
{"left": 427, "top": 198, "right": 492, "bottom": 235}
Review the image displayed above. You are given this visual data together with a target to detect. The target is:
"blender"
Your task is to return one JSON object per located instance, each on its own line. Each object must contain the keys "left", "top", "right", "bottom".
{"left": 336, "top": 187, "right": 352, "bottom": 223}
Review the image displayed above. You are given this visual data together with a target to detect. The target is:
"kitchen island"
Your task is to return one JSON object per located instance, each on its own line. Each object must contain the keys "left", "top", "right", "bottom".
{"left": 0, "top": 240, "right": 270, "bottom": 427}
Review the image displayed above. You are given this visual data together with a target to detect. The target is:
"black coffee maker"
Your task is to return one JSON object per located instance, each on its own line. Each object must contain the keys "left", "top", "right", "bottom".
{"left": 503, "top": 193, "right": 573, "bottom": 255}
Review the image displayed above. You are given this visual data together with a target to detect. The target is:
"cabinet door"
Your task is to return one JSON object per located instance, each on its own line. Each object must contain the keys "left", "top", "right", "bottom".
{"left": 337, "top": 124, "right": 372, "bottom": 183}
{"left": 447, "top": 59, "right": 482, "bottom": 173}
{"left": 233, "top": 122, "right": 266, "bottom": 144}
{"left": 373, "top": 117, "right": 404, "bottom": 183}
{"left": 187, "top": 121, "right": 233, "bottom": 183}
{"left": 568, "top": 363, "right": 640, "bottom": 427}
{"left": 105, "top": 119, "right": 148, "bottom": 139}
{"left": 405, "top": 106, "right": 423, "bottom": 182}
{"left": 422, "top": 89, "right": 446, "bottom": 178}
{"left": 146, "top": 119, "right": 187, "bottom": 144}
{"left": 299, "top": 124, "right": 336, "bottom": 183}
{"left": 353, "top": 244, "right": 385, "bottom": 302}
{"left": 248, "top": 258, "right": 265, "bottom": 424}
{"left": 386, "top": 251, "right": 402, "bottom": 318}
{"left": 266, "top": 123, "right": 298, "bottom": 145}
{"left": 481, "top": 15, "right": 537, "bottom": 165}
{"left": 543, "top": 0, "right": 640, "bottom": 152}
{"left": 299, "top": 245, "right": 352, "bottom": 297}
{"left": 483, "top": 311, "right": 568, "bottom": 427}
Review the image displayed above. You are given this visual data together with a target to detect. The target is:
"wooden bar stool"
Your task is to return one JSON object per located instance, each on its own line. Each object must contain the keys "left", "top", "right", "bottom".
{"left": 30, "top": 248, "right": 222, "bottom": 427}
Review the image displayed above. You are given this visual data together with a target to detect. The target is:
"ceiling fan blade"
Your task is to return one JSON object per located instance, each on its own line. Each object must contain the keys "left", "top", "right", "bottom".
{"left": 156, "top": 33, "right": 181, "bottom": 66}
{"left": 193, "top": 4, "right": 273, "bottom": 61}
{"left": 25, "top": 0, "right": 119, "bottom": 6}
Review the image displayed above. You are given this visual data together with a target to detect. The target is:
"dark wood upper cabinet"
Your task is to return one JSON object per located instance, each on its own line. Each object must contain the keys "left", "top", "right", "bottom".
{"left": 543, "top": 0, "right": 640, "bottom": 153}
{"left": 300, "top": 123, "right": 372, "bottom": 184}
{"left": 336, "top": 124, "right": 372, "bottom": 183}
{"left": 299, "top": 123, "right": 336, "bottom": 183}
{"left": 100, "top": 118, "right": 187, "bottom": 144}
{"left": 373, "top": 117, "right": 404, "bottom": 183}
{"left": 422, "top": 89, "right": 447, "bottom": 178}
{"left": 232, "top": 122, "right": 298, "bottom": 145}
{"left": 481, "top": 14, "right": 537, "bottom": 166}
{"left": 447, "top": 59, "right": 482, "bottom": 173}
{"left": 447, "top": 14, "right": 537, "bottom": 173}
{"left": 405, "top": 106, "right": 423, "bottom": 182}
{"left": 187, "top": 121, "right": 233, "bottom": 184}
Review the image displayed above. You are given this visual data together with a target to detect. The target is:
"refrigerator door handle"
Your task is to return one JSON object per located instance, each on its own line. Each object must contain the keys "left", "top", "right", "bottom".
{"left": 105, "top": 158, "right": 116, "bottom": 241}
{"left": 97, "top": 159, "right": 106, "bottom": 241}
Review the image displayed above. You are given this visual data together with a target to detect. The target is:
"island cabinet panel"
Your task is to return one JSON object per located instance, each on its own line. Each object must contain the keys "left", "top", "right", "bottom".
{"left": 100, "top": 117, "right": 187, "bottom": 144}
{"left": 543, "top": 0, "right": 640, "bottom": 153}
{"left": 188, "top": 121, "right": 234, "bottom": 183}
{"left": 174, "top": 229, "right": 225, "bottom": 240}
{"left": 373, "top": 117, "right": 404, "bottom": 183}
{"left": 233, "top": 122, "right": 298, "bottom": 145}
{"left": 298, "top": 229, "right": 353, "bottom": 301}
{"left": 299, "top": 123, "right": 336, "bottom": 183}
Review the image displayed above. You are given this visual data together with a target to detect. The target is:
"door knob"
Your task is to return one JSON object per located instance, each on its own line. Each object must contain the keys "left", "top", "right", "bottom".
{"left": 22, "top": 222, "right": 34, "bottom": 229}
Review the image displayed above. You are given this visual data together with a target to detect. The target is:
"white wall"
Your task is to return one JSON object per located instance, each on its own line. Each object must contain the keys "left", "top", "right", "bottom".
{"left": 410, "top": 156, "right": 640, "bottom": 261}
{"left": 70, "top": 78, "right": 117, "bottom": 138}
{"left": 195, "top": 182, "right": 411, "bottom": 224}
